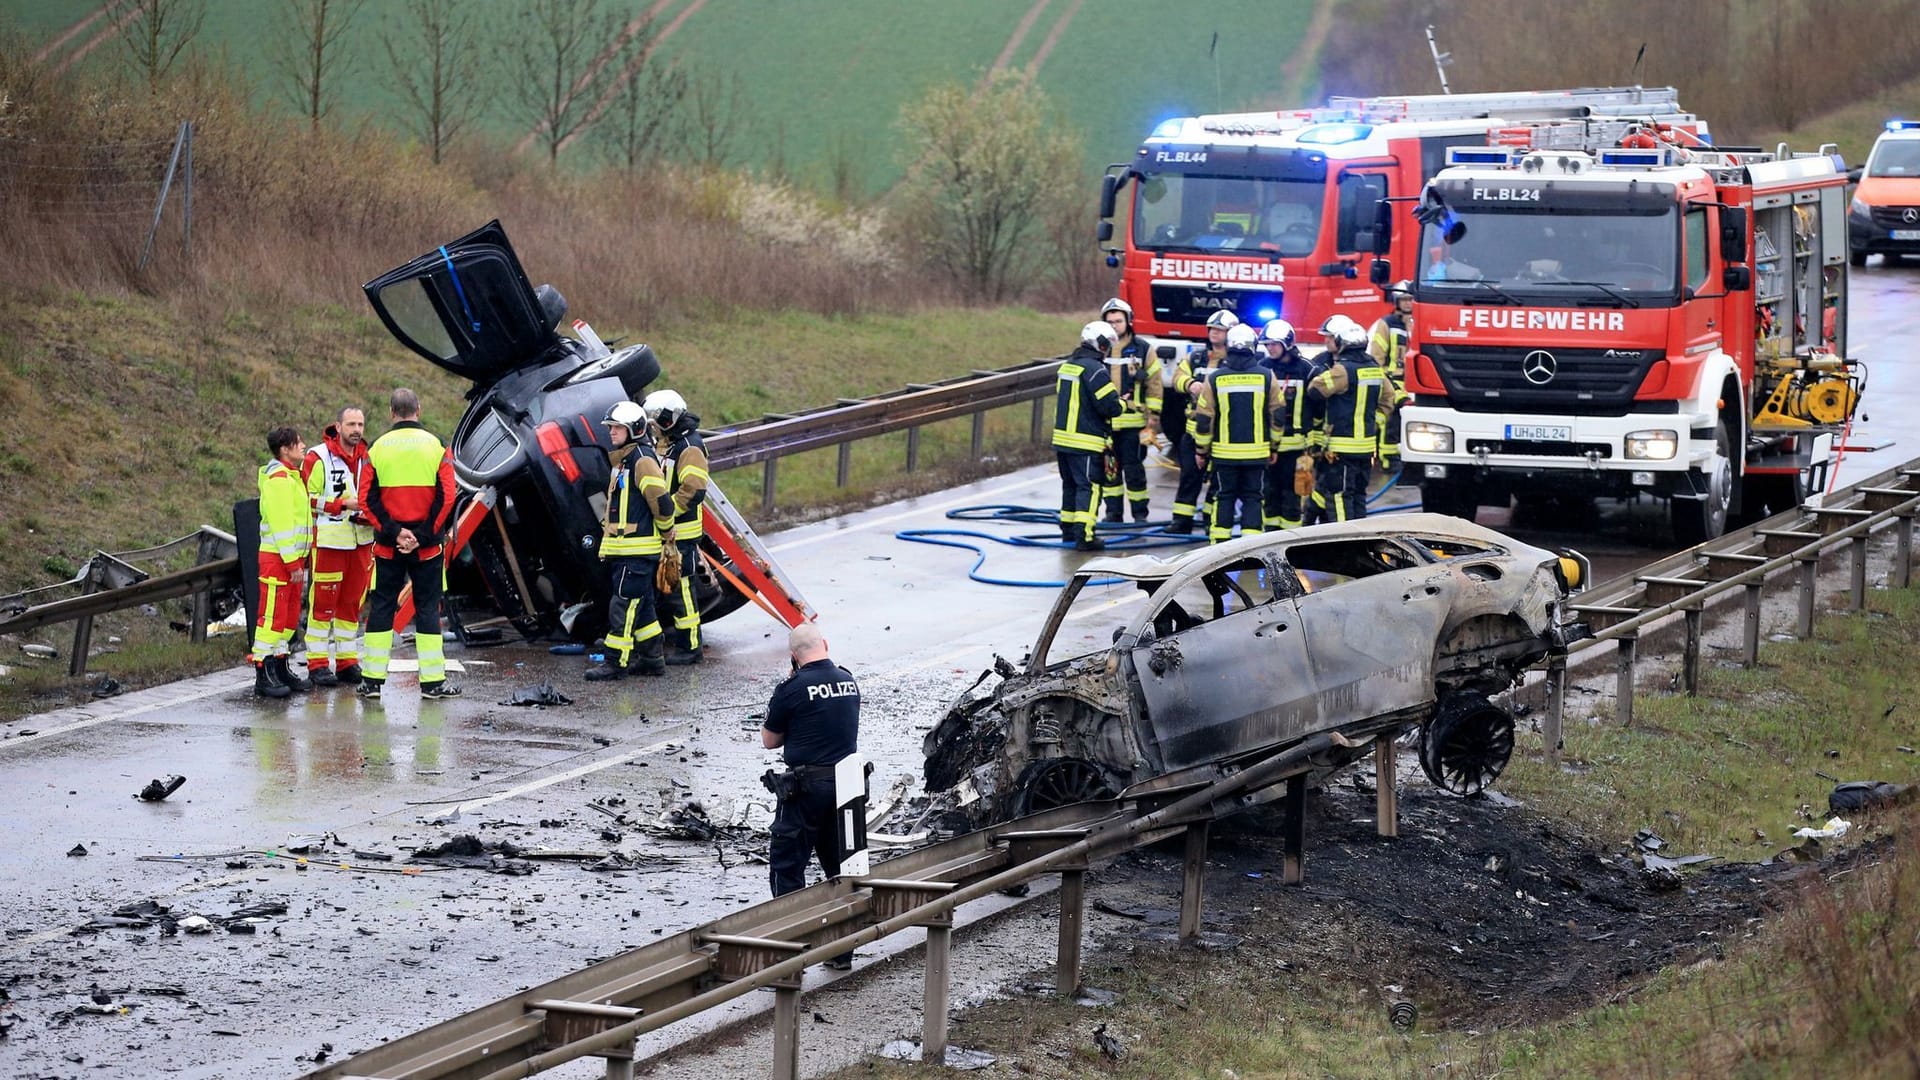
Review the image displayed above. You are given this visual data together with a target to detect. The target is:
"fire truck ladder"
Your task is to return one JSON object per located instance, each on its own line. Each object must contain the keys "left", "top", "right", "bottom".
{"left": 1322, "top": 85, "right": 1687, "bottom": 124}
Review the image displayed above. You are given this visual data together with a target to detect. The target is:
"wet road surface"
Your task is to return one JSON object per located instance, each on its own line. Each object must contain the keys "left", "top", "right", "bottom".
{"left": 0, "top": 263, "right": 1914, "bottom": 1078}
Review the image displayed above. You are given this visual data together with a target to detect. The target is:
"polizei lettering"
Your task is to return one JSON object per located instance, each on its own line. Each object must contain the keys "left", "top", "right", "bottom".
{"left": 1456, "top": 309, "right": 1627, "bottom": 332}
{"left": 1470, "top": 186, "right": 1543, "bottom": 201}
{"left": 807, "top": 681, "right": 859, "bottom": 701}
{"left": 1149, "top": 257, "right": 1285, "bottom": 284}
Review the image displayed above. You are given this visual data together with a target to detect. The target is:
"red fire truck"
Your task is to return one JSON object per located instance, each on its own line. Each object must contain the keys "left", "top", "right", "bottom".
{"left": 1096, "top": 87, "right": 1706, "bottom": 355}
{"left": 1391, "top": 128, "right": 1862, "bottom": 543}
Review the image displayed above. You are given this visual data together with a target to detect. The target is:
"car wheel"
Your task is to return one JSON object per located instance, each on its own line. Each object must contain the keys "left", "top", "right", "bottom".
{"left": 1671, "top": 421, "right": 1732, "bottom": 546}
{"left": 1419, "top": 693, "right": 1516, "bottom": 796}
{"left": 1011, "top": 757, "right": 1120, "bottom": 815}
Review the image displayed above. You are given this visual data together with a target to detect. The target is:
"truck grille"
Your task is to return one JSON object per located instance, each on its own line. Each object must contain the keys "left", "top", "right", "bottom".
{"left": 1149, "top": 283, "right": 1285, "bottom": 327}
{"left": 1869, "top": 205, "right": 1920, "bottom": 228}
{"left": 1465, "top": 439, "right": 1613, "bottom": 459}
{"left": 1424, "top": 345, "right": 1659, "bottom": 417}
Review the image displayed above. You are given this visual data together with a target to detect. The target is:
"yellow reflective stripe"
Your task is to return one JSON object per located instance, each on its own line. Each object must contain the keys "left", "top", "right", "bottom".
{"left": 638, "top": 476, "right": 668, "bottom": 492}
{"left": 602, "top": 535, "right": 664, "bottom": 555}
{"left": 680, "top": 465, "right": 709, "bottom": 481}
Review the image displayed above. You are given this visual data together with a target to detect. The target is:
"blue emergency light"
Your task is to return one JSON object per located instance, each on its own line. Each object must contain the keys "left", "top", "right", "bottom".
{"left": 1296, "top": 123, "right": 1373, "bottom": 145}
{"left": 1445, "top": 147, "right": 1516, "bottom": 166}
{"left": 1256, "top": 307, "right": 1277, "bottom": 321}
{"left": 1152, "top": 118, "right": 1186, "bottom": 138}
{"left": 1598, "top": 148, "right": 1668, "bottom": 167}
{"left": 1887, "top": 119, "right": 1920, "bottom": 132}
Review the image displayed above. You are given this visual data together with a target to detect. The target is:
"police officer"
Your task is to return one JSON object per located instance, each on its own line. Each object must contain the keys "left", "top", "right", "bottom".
{"left": 585, "top": 401, "right": 673, "bottom": 681}
{"left": 1367, "top": 279, "right": 1415, "bottom": 470}
{"left": 644, "top": 389, "right": 709, "bottom": 666}
{"left": 1259, "top": 320, "right": 1324, "bottom": 530}
{"left": 1097, "top": 298, "right": 1161, "bottom": 524}
{"left": 1168, "top": 310, "right": 1237, "bottom": 534}
{"left": 1054, "top": 321, "right": 1125, "bottom": 552}
{"left": 760, "top": 623, "right": 862, "bottom": 967}
{"left": 1194, "top": 323, "right": 1285, "bottom": 543}
{"left": 1304, "top": 316, "right": 1386, "bottom": 523}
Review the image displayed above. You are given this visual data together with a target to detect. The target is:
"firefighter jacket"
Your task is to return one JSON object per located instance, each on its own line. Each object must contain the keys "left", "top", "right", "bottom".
{"left": 659, "top": 424, "right": 710, "bottom": 543}
{"left": 257, "top": 458, "right": 313, "bottom": 566}
{"left": 364, "top": 421, "right": 457, "bottom": 560}
{"left": 600, "top": 441, "right": 673, "bottom": 558}
{"left": 1194, "top": 350, "right": 1285, "bottom": 461}
{"left": 1367, "top": 312, "right": 1413, "bottom": 381}
{"left": 1263, "top": 347, "right": 1325, "bottom": 452}
{"left": 1173, "top": 344, "right": 1229, "bottom": 438}
{"left": 1052, "top": 345, "right": 1123, "bottom": 453}
{"left": 1107, "top": 333, "right": 1161, "bottom": 432}
{"left": 301, "top": 424, "right": 375, "bottom": 550}
{"left": 1304, "top": 346, "right": 1388, "bottom": 457}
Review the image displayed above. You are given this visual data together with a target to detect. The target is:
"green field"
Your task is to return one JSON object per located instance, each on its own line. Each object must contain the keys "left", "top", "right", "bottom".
{"left": 5, "top": 0, "right": 1320, "bottom": 195}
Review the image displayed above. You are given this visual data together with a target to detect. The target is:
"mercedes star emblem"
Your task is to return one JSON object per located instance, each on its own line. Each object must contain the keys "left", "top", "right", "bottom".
{"left": 1521, "top": 350, "right": 1558, "bottom": 385}
{"left": 1905, "top": 207, "right": 1920, "bottom": 225}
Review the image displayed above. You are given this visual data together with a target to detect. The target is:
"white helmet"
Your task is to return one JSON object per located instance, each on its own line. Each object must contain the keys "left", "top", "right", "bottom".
{"left": 1319, "top": 314, "right": 1362, "bottom": 339}
{"left": 1320, "top": 314, "right": 1366, "bottom": 353}
{"left": 1260, "top": 319, "right": 1296, "bottom": 350}
{"left": 605, "top": 400, "right": 646, "bottom": 434}
{"left": 1099, "top": 297, "right": 1133, "bottom": 321}
{"left": 1204, "top": 310, "right": 1241, "bottom": 331}
{"left": 642, "top": 389, "right": 689, "bottom": 430}
{"left": 1225, "top": 324, "right": 1258, "bottom": 352}
{"left": 1080, "top": 320, "right": 1118, "bottom": 352}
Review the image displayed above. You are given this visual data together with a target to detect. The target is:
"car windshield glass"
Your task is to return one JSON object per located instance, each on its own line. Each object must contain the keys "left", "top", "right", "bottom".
{"left": 1040, "top": 575, "right": 1154, "bottom": 667}
{"left": 1134, "top": 172, "right": 1324, "bottom": 255}
{"left": 377, "top": 278, "right": 458, "bottom": 361}
{"left": 1416, "top": 206, "right": 1679, "bottom": 301}
{"left": 1869, "top": 140, "right": 1920, "bottom": 177}
{"left": 1284, "top": 538, "right": 1421, "bottom": 593}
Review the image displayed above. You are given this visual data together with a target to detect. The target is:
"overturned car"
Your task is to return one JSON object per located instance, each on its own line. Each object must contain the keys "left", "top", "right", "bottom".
{"left": 924, "top": 514, "right": 1589, "bottom": 823}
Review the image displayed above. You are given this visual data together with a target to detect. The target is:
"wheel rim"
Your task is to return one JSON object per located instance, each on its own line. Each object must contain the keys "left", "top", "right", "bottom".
{"left": 1022, "top": 759, "right": 1118, "bottom": 811}
{"left": 1706, "top": 447, "right": 1732, "bottom": 536}
{"left": 1422, "top": 706, "right": 1515, "bottom": 795}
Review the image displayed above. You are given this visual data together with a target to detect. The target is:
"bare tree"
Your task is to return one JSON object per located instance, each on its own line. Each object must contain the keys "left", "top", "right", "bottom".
{"left": 385, "top": 0, "right": 488, "bottom": 163}
{"left": 683, "top": 70, "right": 746, "bottom": 171}
{"left": 603, "top": 56, "right": 686, "bottom": 172}
{"left": 120, "top": 0, "right": 207, "bottom": 91}
{"left": 270, "top": 0, "right": 366, "bottom": 131}
{"left": 504, "top": 0, "right": 634, "bottom": 164}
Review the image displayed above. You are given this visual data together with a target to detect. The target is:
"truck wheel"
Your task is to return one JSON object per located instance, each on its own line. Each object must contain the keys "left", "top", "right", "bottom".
{"left": 1740, "top": 470, "right": 1808, "bottom": 521}
{"left": 1849, "top": 249, "right": 1867, "bottom": 268}
{"left": 1420, "top": 480, "right": 1477, "bottom": 522}
{"left": 1671, "top": 422, "right": 1732, "bottom": 546}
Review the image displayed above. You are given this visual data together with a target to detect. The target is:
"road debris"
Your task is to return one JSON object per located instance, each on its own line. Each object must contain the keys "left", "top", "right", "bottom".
{"left": 1793, "top": 816, "right": 1852, "bottom": 840}
{"left": 66, "top": 843, "right": 87, "bottom": 857}
{"left": 409, "top": 835, "right": 538, "bottom": 876}
{"left": 1827, "top": 780, "right": 1912, "bottom": 813}
{"left": 500, "top": 682, "right": 573, "bottom": 707}
{"left": 135, "top": 775, "right": 186, "bottom": 802}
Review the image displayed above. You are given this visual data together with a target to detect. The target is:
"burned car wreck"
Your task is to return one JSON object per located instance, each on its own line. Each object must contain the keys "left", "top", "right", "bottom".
{"left": 924, "top": 514, "right": 1589, "bottom": 823}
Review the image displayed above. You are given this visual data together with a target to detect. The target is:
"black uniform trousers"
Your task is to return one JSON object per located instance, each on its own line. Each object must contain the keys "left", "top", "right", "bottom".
{"left": 1312, "top": 455, "right": 1372, "bottom": 522}
{"left": 1172, "top": 433, "right": 1216, "bottom": 524}
{"left": 655, "top": 538, "right": 702, "bottom": 650}
{"left": 1210, "top": 462, "right": 1266, "bottom": 541}
{"left": 1102, "top": 431, "right": 1150, "bottom": 521}
{"left": 1056, "top": 449, "right": 1101, "bottom": 542}
{"left": 1265, "top": 454, "right": 1309, "bottom": 529}
{"left": 602, "top": 554, "right": 661, "bottom": 666}
{"left": 769, "top": 770, "right": 842, "bottom": 896}
{"left": 365, "top": 552, "right": 444, "bottom": 639}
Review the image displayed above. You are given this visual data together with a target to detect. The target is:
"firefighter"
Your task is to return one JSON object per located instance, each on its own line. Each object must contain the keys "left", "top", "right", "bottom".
{"left": 358, "top": 388, "right": 460, "bottom": 700}
{"left": 1097, "top": 298, "right": 1161, "bottom": 523}
{"left": 1367, "top": 279, "right": 1415, "bottom": 470}
{"left": 1054, "top": 321, "right": 1125, "bottom": 552}
{"left": 251, "top": 426, "right": 313, "bottom": 699}
{"left": 644, "top": 389, "right": 709, "bottom": 666}
{"left": 1168, "top": 310, "right": 1238, "bottom": 534}
{"left": 585, "top": 401, "right": 673, "bottom": 681}
{"left": 299, "top": 406, "right": 374, "bottom": 687}
{"left": 1194, "top": 324, "right": 1285, "bottom": 543}
{"left": 1259, "top": 319, "right": 1323, "bottom": 530}
{"left": 1304, "top": 316, "right": 1386, "bottom": 523}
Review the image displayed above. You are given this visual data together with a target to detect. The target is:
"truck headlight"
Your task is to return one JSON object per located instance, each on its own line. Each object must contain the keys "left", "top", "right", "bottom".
{"left": 1625, "top": 429, "right": 1679, "bottom": 460}
{"left": 1851, "top": 196, "right": 1870, "bottom": 217}
{"left": 1405, "top": 421, "right": 1454, "bottom": 454}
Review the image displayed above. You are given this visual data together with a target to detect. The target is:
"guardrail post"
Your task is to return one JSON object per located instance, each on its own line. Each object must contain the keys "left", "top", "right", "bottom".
{"left": 1030, "top": 397, "right": 1045, "bottom": 443}
{"left": 762, "top": 457, "right": 778, "bottom": 515}
{"left": 1796, "top": 556, "right": 1818, "bottom": 639}
{"left": 1373, "top": 734, "right": 1398, "bottom": 838}
{"left": 1681, "top": 606, "right": 1703, "bottom": 696}
{"left": 190, "top": 534, "right": 216, "bottom": 644}
{"left": 970, "top": 412, "right": 986, "bottom": 459}
{"left": 1615, "top": 631, "right": 1638, "bottom": 727}
{"left": 906, "top": 426, "right": 921, "bottom": 473}
{"left": 1056, "top": 868, "right": 1086, "bottom": 999}
{"left": 602, "top": 1040, "right": 636, "bottom": 1080}
{"left": 1280, "top": 774, "right": 1306, "bottom": 885}
{"left": 1898, "top": 511, "right": 1915, "bottom": 589}
{"left": 1743, "top": 582, "right": 1764, "bottom": 667}
{"left": 770, "top": 979, "right": 801, "bottom": 1080}
{"left": 1543, "top": 654, "right": 1566, "bottom": 764}
{"left": 1179, "top": 821, "right": 1210, "bottom": 943}
{"left": 1850, "top": 535, "right": 1868, "bottom": 611}
{"left": 69, "top": 563, "right": 100, "bottom": 678}
{"left": 835, "top": 443, "right": 851, "bottom": 488}
{"left": 922, "top": 920, "right": 952, "bottom": 1065}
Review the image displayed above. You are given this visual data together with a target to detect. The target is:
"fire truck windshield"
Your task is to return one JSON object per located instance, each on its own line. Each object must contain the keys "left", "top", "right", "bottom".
{"left": 1133, "top": 173, "right": 1325, "bottom": 257}
{"left": 1416, "top": 205, "right": 1680, "bottom": 305}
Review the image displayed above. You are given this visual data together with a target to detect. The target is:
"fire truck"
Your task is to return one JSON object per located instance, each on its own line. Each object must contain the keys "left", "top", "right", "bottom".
{"left": 1390, "top": 125, "right": 1862, "bottom": 544}
{"left": 1095, "top": 87, "right": 1707, "bottom": 356}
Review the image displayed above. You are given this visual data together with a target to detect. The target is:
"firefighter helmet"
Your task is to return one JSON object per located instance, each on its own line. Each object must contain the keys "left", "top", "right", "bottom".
{"left": 1319, "top": 314, "right": 1361, "bottom": 339}
{"left": 1260, "top": 319, "right": 1296, "bottom": 351}
{"left": 642, "top": 389, "right": 689, "bottom": 431}
{"left": 1099, "top": 297, "right": 1134, "bottom": 322}
{"left": 1320, "top": 314, "right": 1366, "bottom": 353}
{"left": 605, "top": 400, "right": 646, "bottom": 434}
{"left": 1080, "top": 320, "right": 1118, "bottom": 352}
{"left": 1386, "top": 279, "right": 1413, "bottom": 301}
{"left": 1204, "top": 310, "right": 1241, "bottom": 331}
{"left": 1225, "top": 324, "right": 1258, "bottom": 352}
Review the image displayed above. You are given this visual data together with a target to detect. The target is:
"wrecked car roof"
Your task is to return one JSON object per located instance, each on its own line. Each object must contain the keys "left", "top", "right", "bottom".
{"left": 1080, "top": 513, "right": 1545, "bottom": 580}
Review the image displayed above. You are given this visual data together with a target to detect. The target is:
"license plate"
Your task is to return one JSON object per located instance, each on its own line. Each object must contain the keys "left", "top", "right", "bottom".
{"left": 1893, "top": 229, "right": 1920, "bottom": 240}
{"left": 1506, "top": 424, "right": 1571, "bottom": 442}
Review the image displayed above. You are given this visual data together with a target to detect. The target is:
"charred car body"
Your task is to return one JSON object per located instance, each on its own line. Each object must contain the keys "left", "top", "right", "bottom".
{"left": 363, "top": 222, "right": 748, "bottom": 640}
{"left": 925, "top": 514, "right": 1588, "bottom": 823}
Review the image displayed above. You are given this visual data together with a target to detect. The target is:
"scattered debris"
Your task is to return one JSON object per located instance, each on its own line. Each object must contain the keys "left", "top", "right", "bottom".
{"left": 89, "top": 676, "right": 123, "bottom": 699}
{"left": 1094, "top": 1023, "right": 1126, "bottom": 1061}
{"left": 135, "top": 775, "right": 187, "bottom": 802}
{"left": 1793, "top": 817, "right": 1852, "bottom": 841}
{"left": 1827, "top": 780, "right": 1912, "bottom": 813}
{"left": 178, "top": 916, "right": 213, "bottom": 935}
{"left": 1093, "top": 900, "right": 1148, "bottom": 921}
{"left": 409, "top": 834, "right": 537, "bottom": 876}
{"left": 66, "top": 843, "right": 87, "bottom": 857}
{"left": 500, "top": 682, "right": 573, "bottom": 707}
{"left": 1388, "top": 999, "right": 1418, "bottom": 1030}
{"left": 283, "top": 833, "right": 335, "bottom": 855}
{"left": 876, "top": 1041, "right": 996, "bottom": 1069}
{"left": 1642, "top": 853, "right": 1717, "bottom": 873}
{"left": 1632, "top": 828, "right": 1666, "bottom": 853}
{"left": 20, "top": 643, "right": 56, "bottom": 659}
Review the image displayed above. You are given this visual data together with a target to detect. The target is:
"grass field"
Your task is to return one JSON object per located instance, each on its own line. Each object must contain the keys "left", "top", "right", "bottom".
{"left": 3, "top": 0, "right": 1320, "bottom": 196}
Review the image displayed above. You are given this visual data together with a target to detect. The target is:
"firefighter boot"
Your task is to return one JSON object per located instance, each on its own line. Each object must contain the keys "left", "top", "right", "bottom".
{"left": 665, "top": 630, "right": 703, "bottom": 667}
{"left": 308, "top": 664, "right": 339, "bottom": 688}
{"left": 1165, "top": 515, "right": 1195, "bottom": 536}
{"left": 254, "top": 661, "right": 291, "bottom": 700}
{"left": 1131, "top": 500, "right": 1152, "bottom": 523}
{"left": 632, "top": 636, "right": 667, "bottom": 677}
{"left": 355, "top": 677, "right": 383, "bottom": 700}
{"left": 271, "top": 656, "right": 312, "bottom": 693}
{"left": 1101, "top": 497, "right": 1125, "bottom": 525}
{"left": 583, "top": 657, "right": 625, "bottom": 681}
{"left": 333, "top": 663, "right": 362, "bottom": 686}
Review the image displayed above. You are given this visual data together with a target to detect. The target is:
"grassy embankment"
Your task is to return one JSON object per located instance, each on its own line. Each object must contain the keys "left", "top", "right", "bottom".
{"left": 845, "top": 588, "right": 1920, "bottom": 1079}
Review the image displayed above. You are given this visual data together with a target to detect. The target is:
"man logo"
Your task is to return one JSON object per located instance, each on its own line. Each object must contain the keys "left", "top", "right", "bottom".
{"left": 1521, "top": 350, "right": 1557, "bottom": 385}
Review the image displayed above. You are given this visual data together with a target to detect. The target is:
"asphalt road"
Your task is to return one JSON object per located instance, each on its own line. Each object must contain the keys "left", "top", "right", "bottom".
{"left": 0, "top": 260, "right": 1914, "bottom": 1079}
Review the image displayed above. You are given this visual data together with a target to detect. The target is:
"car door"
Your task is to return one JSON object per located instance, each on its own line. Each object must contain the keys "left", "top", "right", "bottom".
{"left": 1127, "top": 554, "right": 1317, "bottom": 775}
{"left": 362, "top": 219, "right": 557, "bottom": 383}
{"left": 1283, "top": 536, "right": 1450, "bottom": 725}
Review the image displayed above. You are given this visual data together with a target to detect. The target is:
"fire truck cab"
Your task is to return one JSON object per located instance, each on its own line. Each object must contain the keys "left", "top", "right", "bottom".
{"left": 1394, "top": 134, "right": 1860, "bottom": 544}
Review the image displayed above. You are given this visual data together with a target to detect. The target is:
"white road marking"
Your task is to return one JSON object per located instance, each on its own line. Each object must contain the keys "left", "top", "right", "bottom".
{"left": 0, "top": 670, "right": 251, "bottom": 751}
{"left": 446, "top": 729, "right": 694, "bottom": 814}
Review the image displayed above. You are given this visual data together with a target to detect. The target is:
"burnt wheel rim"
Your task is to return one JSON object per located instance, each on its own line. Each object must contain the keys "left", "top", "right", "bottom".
{"left": 1423, "top": 706, "right": 1515, "bottom": 796}
{"left": 1023, "top": 759, "right": 1118, "bottom": 811}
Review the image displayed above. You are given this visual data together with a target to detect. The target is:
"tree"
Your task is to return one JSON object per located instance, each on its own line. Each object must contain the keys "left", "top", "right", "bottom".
{"left": 270, "top": 0, "right": 365, "bottom": 131}
{"left": 504, "top": 0, "right": 634, "bottom": 165}
{"left": 597, "top": 42, "right": 687, "bottom": 172}
{"left": 120, "top": 0, "right": 206, "bottom": 92}
{"left": 893, "top": 70, "right": 1082, "bottom": 302}
{"left": 683, "top": 70, "right": 746, "bottom": 171}
{"left": 385, "top": 0, "right": 489, "bottom": 164}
